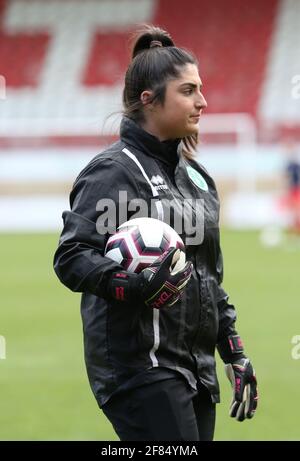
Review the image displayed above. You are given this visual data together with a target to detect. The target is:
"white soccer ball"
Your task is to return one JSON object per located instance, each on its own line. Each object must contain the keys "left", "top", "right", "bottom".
{"left": 104, "top": 217, "right": 185, "bottom": 273}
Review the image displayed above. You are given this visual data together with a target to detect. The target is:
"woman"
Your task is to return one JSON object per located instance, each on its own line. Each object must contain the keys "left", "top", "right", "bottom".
{"left": 53, "top": 25, "right": 258, "bottom": 441}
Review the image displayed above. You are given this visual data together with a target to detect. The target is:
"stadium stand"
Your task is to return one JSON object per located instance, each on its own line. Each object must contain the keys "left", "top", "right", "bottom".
{"left": 0, "top": 0, "right": 299, "bottom": 230}
{"left": 155, "top": 0, "right": 279, "bottom": 116}
{"left": 0, "top": 0, "right": 299, "bottom": 146}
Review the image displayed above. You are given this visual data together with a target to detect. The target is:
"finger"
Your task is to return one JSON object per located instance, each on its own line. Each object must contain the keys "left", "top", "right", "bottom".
{"left": 229, "top": 399, "right": 240, "bottom": 418}
{"left": 236, "top": 401, "right": 246, "bottom": 422}
{"left": 152, "top": 248, "right": 177, "bottom": 269}
{"left": 175, "top": 262, "right": 193, "bottom": 289}
{"left": 249, "top": 395, "right": 259, "bottom": 418}
{"left": 164, "top": 247, "right": 178, "bottom": 262}
{"left": 244, "top": 383, "right": 251, "bottom": 416}
{"left": 246, "top": 383, "right": 258, "bottom": 418}
{"left": 169, "top": 248, "right": 182, "bottom": 271}
{"left": 224, "top": 364, "right": 235, "bottom": 388}
{"left": 170, "top": 250, "right": 190, "bottom": 276}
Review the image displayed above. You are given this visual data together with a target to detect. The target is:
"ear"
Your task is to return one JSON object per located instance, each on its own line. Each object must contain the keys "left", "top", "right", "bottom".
{"left": 140, "top": 90, "right": 153, "bottom": 106}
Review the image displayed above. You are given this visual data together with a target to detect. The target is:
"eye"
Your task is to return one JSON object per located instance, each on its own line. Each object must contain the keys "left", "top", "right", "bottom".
{"left": 183, "top": 88, "right": 193, "bottom": 95}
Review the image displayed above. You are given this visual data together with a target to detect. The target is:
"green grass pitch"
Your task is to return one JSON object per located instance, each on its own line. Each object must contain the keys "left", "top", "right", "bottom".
{"left": 0, "top": 231, "right": 299, "bottom": 440}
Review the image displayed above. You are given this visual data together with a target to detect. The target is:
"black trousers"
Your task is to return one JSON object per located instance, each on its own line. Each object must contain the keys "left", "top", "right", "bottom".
{"left": 102, "top": 375, "right": 216, "bottom": 441}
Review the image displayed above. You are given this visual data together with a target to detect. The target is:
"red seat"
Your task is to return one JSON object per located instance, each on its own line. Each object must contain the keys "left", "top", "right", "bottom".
{"left": 154, "top": 0, "right": 279, "bottom": 115}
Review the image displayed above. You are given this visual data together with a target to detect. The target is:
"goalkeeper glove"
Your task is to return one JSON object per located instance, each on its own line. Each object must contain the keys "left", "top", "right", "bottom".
{"left": 225, "top": 357, "right": 258, "bottom": 422}
{"left": 108, "top": 248, "right": 193, "bottom": 309}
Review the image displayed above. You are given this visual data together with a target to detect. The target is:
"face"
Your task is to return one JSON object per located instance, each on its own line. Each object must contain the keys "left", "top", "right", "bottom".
{"left": 142, "top": 63, "right": 207, "bottom": 140}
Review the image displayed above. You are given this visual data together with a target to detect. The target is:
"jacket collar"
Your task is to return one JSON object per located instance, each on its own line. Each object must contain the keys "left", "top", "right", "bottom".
{"left": 120, "top": 117, "right": 181, "bottom": 167}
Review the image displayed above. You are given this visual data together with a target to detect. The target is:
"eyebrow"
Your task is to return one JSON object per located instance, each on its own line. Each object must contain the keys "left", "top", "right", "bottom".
{"left": 179, "top": 82, "right": 203, "bottom": 89}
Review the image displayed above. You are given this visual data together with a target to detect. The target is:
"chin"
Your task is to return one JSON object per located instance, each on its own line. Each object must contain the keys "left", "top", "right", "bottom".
{"left": 184, "top": 126, "right": 199, "bottom": 137}
{"left": 172, "top": 125, "right": 198, "bottom": 139}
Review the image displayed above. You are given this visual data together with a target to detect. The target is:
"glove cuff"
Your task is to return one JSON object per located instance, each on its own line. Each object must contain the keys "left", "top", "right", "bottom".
{"left": 108, "top": 271, "right": 143, "bottom": 303}
{"left": 218, "top": 334, "right": 245, "bottom": 364}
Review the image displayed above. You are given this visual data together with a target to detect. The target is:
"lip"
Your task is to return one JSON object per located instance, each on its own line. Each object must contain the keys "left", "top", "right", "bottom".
{"left": 190, "top": 115, "right": 201, "bottom": 120}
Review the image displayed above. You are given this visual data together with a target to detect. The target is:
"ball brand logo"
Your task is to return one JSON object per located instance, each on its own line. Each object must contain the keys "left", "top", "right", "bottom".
{"left": 0, "top": 336, "right": 6, "bottom": 360}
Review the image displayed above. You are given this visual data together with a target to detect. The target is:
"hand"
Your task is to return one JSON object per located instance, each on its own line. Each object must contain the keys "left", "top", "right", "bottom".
{"left": 225, "top": 357, "right": 258, "bottom": 422}
{"left": 109, "top": 248, "right": 193, "bottom": 309}
{"left": 140, "top": 248, "right": 193, "bottom": 309}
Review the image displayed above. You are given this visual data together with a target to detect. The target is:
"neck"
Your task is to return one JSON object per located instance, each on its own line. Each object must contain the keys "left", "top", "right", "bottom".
{"left": 140, "top": 119, "right": 170, "bottom": 142}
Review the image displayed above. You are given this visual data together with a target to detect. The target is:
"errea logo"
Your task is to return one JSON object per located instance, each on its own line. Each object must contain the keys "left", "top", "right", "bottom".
{"left": 150, "top": 175, "right": 169, "bottom": 191}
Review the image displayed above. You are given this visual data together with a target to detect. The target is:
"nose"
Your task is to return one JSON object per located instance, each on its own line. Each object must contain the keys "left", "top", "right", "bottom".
{"left": 195, "top": 91, "right": 207, "bottom": 110}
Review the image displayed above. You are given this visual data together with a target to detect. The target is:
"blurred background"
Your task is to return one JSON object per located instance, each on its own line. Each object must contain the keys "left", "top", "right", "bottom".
{"left": 0, "top": 0, "right": 299, "bottom": 440}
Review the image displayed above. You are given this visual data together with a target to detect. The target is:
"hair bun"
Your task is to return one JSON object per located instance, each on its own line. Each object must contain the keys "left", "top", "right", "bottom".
{"left": 150, "top": 40, "right": 163, "bottom": 48}
{"left": 131, "top": 25, "right": 174, "bottom": 59}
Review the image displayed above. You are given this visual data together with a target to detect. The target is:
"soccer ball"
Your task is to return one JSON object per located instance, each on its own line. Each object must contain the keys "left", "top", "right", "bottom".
{"left": 104, "top": 217, "right": 185, "bottom": 273}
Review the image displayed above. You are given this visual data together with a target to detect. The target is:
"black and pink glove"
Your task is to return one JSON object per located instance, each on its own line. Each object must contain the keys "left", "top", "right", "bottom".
{"left": 108, "top": 248, "right": 193, "bottom": 309}
{"left": 225, "top": 357, "right": 258, "bottom": 421}
{"left": 218, "top": 335, "right": 258, "bottom": 421}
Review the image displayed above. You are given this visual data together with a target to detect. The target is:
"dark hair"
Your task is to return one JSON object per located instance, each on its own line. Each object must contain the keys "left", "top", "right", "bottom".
{"left": 123, "top": 25, "right": 199, "bottom": 160}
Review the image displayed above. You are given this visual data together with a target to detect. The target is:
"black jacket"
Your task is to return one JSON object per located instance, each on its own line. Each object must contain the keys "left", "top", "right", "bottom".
{"left": 53, "top": 117, "right": 238, "bottom": 406}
